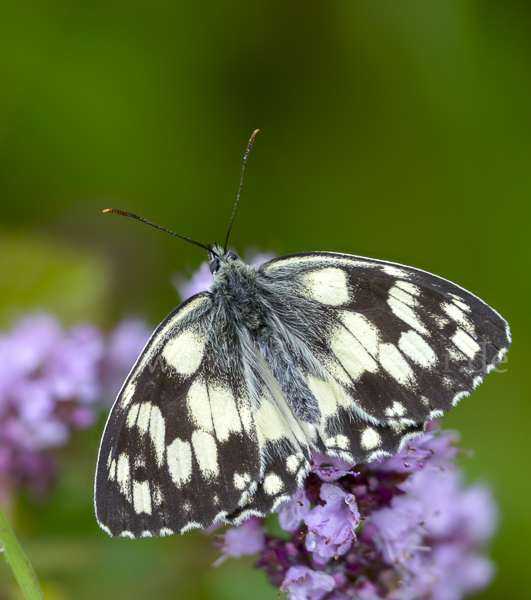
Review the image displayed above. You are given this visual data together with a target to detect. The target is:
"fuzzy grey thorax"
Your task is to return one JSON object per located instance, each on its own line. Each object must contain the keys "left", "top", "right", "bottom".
{"left": 208, "top": 248, "right": 266, "bottom": 331}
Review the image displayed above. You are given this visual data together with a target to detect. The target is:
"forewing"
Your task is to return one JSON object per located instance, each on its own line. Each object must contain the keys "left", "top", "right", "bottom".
{"left": 95, "top": 294, "right": 262, "bottom": 538}
{"left": 260, "top": 251, "right": 510, "bottom": 436}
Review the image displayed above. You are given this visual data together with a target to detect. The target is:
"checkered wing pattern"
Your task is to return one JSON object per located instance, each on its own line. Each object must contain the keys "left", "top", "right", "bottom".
{"left": 259, "top": 252, "right": 510, "bottom": 461}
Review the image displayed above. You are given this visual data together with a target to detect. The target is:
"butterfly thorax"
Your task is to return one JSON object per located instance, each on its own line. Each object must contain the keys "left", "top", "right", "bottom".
{"left": 209, "top": 256, "right": 267, "bottom": 332}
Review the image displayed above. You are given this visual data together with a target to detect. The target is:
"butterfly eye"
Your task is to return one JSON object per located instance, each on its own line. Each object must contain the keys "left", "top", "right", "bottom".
{"left": 210, "top": 259, "right": 220, "bottom": 274}
{"left": 227, "top": 252, "right": 238, "bottom": 261}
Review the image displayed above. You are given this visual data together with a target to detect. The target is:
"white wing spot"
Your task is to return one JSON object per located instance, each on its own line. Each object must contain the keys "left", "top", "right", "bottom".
{"left": 389, "top": 283, "right": 418, "bottom": 308}
{"left": 361, "top": 427, "right": 381, "bottom": 450}
{"left": 453, "top": 298, "right": 471, "bottom": 312}
{"left": 449, "top": 294, "right": 471, "bottom": 310}
{"left": 331, "top": 326, "right": 379, "bottom": 380}
{"left": 442, "top": 302, "right": 475, "bottom": 335}
{"left": 385, "top": 401, "right": 406, "bottom": 417}
{"left": 234, "top": 472, "right": 251, "bottom": 490}
{"left": 339, "top": 311, "right": 380, "bottom": 356}
{"left": 108, "top": 458, "right": 117, "bottom": 481}
{"left": 387, "top": 296, "right": 429, "bottom": 336}
{"left": 136, "top": 403, "right": 152, "bottom": 434}
{"left": 117, "top": 453, "right": 131, "bottom": 501}
{"left": 187, "top": 380, "right": 213, "bottom": 433}
{"left": 335, "top": 434, "right": 349, "bottom": 450}
{"left": 148, "top": 405, "right": 166, "bottom": 467}
{"left": 153, "top": 486, "right": 163, "bottom": 507}
{"left": 452, "top": 329, "right": 481, "bottom": 359}
{"left": 162, "top": 329, "right": 206, "bottom": 376}
{"left": 307, "top": 377, "right": 338, "bottom": 417}
{"left": 160, "top": 528, "right": 174, "bottom": 536}
{"left": 398, "top": 330, "right": 437, "bottom": 368}
{"left": 126, "top": 403, "right": 140, "bottom": 428}
{"left": 255, "top": 399, "right": 292, "bottom": 447}
{"left": 303, "top": 268, "right": 350, "bottom": 306}
{"left": 129, "top": 403, "right": 166, "bottom": 467}
{"left": 167, "top": 438, "right": 193, "bottom": 487}
{"left": 263, "top": 473, "right": 284, "bottom": 496}
{"left": 325, "top": 434, "right": 350, "bottom": 450}
{"left": 133, "top": 480, "right": 152, "bottom": 515}
{"left": 209, "top": 384, "right": 242, "bottom": 442}
{"left": 192, "top": 430, "right": 219, "bottom": 479}
{"left": 379, "top": 343, "right": 415, "bottom": 386}
{"left": 381, "top": 265, "right": 410, "bottom": 278}
{"left": 286, "top": 455, "right": 300, "bottom": 473}
{"left": 395, "top": 281, "right": 421, "bottom": 296}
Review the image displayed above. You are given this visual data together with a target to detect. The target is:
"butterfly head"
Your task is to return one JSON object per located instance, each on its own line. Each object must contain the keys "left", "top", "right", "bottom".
{"left": 208, "top": 245, "right": 241, "bottom": 276}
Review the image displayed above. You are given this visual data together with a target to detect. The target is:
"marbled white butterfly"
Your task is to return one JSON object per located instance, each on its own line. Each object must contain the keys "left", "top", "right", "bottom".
{"left": 95, "top": 131, "right": 511, "bottom": 538}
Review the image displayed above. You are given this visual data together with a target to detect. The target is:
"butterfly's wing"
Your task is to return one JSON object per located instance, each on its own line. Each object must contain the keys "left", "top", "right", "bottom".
{"left": 256, "top": 251, "right": 510, "bottom": 461}
{"left": 95, "top": 293, "right": 311, "bottom": 537}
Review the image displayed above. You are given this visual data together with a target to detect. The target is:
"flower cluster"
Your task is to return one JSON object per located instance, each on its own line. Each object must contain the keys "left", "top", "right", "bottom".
{"left": 217, "top": 425, "right": 497, "bottom": 600}
{"left": 0, "top": 313, "right": 150, "bottom": 501}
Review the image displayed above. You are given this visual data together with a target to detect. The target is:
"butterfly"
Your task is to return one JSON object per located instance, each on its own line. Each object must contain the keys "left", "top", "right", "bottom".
{"left": 95, "top": 130, "right": 511, "bottom": 538}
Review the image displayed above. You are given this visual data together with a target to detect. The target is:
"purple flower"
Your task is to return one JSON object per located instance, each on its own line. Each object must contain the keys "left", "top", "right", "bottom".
{"left": 278, "top": 489, "right": 311, "bottom": 531}
{"left": 216, "top": 426, "right": 498, "bottom": 600}
{"left": 0, "top": 313, "right": 150, "bottom": 500}
{"left": 216, "top": 517, "right": 266, "bottom": 559}
{"left": 281, "top": 566, "right": 335, "bottom": 600}
{"left": 304, "top": 484, "right": 361, "bottom": 561}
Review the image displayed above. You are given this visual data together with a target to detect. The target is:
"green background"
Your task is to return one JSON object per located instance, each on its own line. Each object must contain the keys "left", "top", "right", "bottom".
{"left": 1, "top": 1, "right": 529, "bottom": 598}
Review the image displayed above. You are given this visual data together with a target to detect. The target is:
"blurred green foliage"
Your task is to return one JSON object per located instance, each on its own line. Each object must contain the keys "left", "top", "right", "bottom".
{"left": 0, "top": 1, "right": 529, "bottom": 599}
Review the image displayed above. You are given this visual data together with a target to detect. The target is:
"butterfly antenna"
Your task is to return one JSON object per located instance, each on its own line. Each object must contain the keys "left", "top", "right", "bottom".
{"left": 103, "top": 209, "right": 217, "bottom": 256}
{"left": 224, "top": 129, "right": 259, "bottom": 253}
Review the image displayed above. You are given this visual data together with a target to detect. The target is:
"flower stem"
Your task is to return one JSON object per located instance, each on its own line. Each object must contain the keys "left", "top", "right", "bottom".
{"left": 0, "top": 504, "right": 46, "bottom": 600}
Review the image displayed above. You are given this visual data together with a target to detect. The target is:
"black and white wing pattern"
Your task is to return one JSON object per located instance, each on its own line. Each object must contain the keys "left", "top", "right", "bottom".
{"left": 96, "top": 248, "right": 511, "bottom": 538}
{"left": 95, "top": 293, "right": 311, "bottom": 538}
{"left": 256, "top": 251, "right": 511, "bottom": 462}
